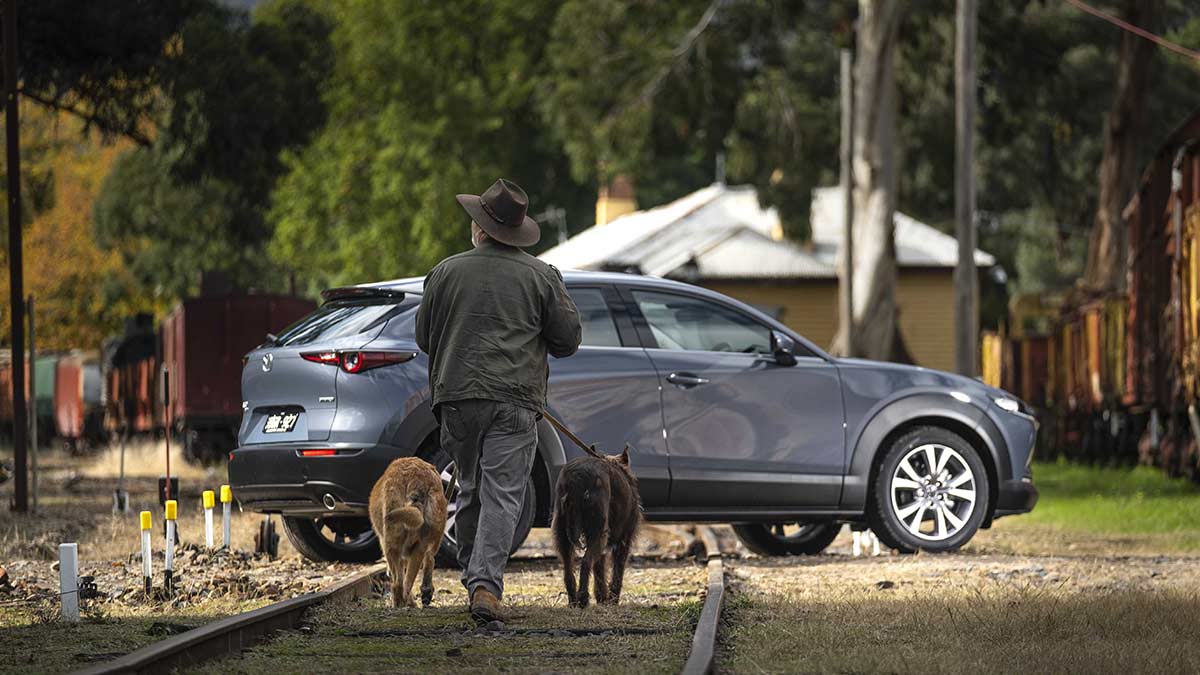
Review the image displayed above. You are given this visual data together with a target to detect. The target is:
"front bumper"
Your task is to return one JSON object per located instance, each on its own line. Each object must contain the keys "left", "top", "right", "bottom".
{"left": 993, "top": 477, "right": 1039, "bottom": 517}
{"left": 228, "top": 442, "right": 411, "bottom": 516}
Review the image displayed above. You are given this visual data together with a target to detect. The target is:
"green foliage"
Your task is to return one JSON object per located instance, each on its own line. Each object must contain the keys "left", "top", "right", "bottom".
{"left": 268, "top": 0, "right": 593, "bottom": 292}
{"left": 13, "top": 0, "right": 205, "bottom": 144}
{"left": 94, "top": 0, "right": 335, "bottom": 298}
{"left": 901, "top": 0, "right": 1200, "bottom": 306}
{"left": 541, "top": 0, "right": 850, "bottom": 240}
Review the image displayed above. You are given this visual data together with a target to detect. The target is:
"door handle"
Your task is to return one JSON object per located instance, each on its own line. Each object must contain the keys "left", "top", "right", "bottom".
{"left": 667, "top": 372, "right": 710, "bottom": 388}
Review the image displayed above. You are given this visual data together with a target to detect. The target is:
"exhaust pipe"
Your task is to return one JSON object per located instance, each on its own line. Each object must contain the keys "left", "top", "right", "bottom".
{"left": 322, "top": 493, "right": 337, "bottom": 511}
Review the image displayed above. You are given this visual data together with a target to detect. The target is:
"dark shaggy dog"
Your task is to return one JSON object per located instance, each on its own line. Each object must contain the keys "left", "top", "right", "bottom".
{"left": 552, "top": 446, "right": 641, "bottom": 608}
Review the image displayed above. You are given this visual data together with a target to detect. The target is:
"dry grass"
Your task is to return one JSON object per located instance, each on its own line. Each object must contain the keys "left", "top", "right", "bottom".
{"left": 721, "top": 554, "right": 1200, "bottom": 674}
{"left": 0, "top": 441, "right": 301, "bottom": 564}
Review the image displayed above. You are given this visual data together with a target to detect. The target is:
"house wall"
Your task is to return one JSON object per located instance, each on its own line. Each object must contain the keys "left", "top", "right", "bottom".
{"left": 703, "top": 268, "right": 958, "bottom": 372}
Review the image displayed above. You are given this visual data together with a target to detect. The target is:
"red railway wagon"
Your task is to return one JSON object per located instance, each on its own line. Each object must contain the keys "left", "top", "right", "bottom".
{"left": 52, "top": 352, "right": 105, "bottom": 452}
{"left": 160, "top": 294, "right": 316, "bottom": 462}
{"left": 0, "top": 356, "right": 29, "bottom": 440}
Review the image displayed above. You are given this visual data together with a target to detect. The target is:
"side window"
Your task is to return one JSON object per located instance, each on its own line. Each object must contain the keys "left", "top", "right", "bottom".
{"left": 631, "top": 290, "right": 771, "bottom": 354}
{"left": 569, "top": 288, "right": 622, "bottom": 347}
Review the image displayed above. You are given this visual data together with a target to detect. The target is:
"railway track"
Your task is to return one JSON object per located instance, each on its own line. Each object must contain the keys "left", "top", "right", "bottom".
{"left": 70, "top": 528, "right": 729, "bottom": 675}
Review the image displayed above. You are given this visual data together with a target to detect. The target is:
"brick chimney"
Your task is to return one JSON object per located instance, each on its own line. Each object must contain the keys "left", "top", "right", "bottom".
{"left": 595, "top": 175, "right": 636, "bottom": 225}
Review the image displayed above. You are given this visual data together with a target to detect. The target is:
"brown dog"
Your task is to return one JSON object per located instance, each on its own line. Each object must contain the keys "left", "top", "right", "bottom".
{"left": 368, "top": 457, "right": 448, "bottom": 608}
{"left": 552, "top": 447, "right": 641, "bottom": 608}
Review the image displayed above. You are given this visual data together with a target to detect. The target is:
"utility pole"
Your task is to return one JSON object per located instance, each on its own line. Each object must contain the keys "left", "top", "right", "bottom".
{"left": 838, "top": 48, "right": 855, "bottom": 357}
{"left": 954, "top": 0, "right": 979, "bottom": 376}
{"left": 5, "top": 0, "right": 28, "bottom": 512}
{"left": 27, "top": 295, "right": 36, "bottom": 512}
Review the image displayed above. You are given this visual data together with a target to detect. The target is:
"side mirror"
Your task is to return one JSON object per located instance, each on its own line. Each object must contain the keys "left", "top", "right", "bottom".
{"left": 771, "top": 330, "right": 797, "bottom": 366}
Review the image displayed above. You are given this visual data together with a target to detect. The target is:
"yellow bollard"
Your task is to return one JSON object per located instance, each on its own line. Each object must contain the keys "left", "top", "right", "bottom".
{"left": 140, "top": 511, "right": 153, "bottom": 596}
{"left": 164, "top": 500, "right": 177, "bottom": 594}
{"left": 220, "top": 485, "right": 233, "bottom": 549}
{"left": 202, "top": 490, "right": 215, "bottom": 548}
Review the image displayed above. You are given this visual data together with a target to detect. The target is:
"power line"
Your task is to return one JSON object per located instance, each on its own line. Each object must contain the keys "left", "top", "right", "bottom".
{"left": 1064, "top": 0, "right": 1200, "bottom": 62}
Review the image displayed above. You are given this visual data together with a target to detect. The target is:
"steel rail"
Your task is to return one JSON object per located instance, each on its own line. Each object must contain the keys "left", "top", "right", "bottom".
{"left": 681, "top": 526, "right": 726, "bottom": 675}
{"left": 73, "top": 563, "right": 385, "bottom": 675}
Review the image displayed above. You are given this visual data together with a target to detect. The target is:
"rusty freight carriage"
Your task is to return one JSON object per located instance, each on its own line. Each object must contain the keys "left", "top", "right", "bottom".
{"left": 160, "top": 294, "right": 316, "bottom": 462}
{"left": 1120, "top": 109, "right": 1200, "bottom": 477}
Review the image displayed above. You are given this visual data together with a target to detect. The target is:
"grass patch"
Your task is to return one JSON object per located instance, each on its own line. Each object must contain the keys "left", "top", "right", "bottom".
{"left": 1022, "top": 460, "right": 1200, "bottom": 534}
{"left": 974, "top": 460, "right": 1200, "bottom": 555}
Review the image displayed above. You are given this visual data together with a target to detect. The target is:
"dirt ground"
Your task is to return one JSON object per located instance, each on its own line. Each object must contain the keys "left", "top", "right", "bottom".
{"left": 7, "top": 445, "right": 1200, "bottom": 674}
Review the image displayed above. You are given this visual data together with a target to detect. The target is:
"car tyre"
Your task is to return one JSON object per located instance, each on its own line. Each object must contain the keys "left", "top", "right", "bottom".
{"left": 732, "top": 522, "right": 842, "bottom": 556}
{"left": 868, "top": 426, "right": 990, "bottom": 553}
{"left": 426, "top": 447, "right": 537, "bottom": 569}
{"left": 281, "top": 516, "right": 382, "bottom": 564}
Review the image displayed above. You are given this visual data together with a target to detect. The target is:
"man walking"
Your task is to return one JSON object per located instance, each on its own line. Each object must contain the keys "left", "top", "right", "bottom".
{"left": 415, "top": 178, "right": 581, "bottom": 625}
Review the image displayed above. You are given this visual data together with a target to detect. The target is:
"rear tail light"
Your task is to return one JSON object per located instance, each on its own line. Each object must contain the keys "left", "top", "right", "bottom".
{"left": 301, "top": 351, "right": 340, "bottom": 366}
{"left": 339, "top": 350, "right": 417, "bottom": 373}
{"left": 300, "top": 449, "right": 338, "bottom": 457}
{"left": 300, "top": 349, "right": 417, "bottom": 373}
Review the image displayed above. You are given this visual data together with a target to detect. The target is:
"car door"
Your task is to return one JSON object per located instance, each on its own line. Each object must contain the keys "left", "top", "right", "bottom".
{"left": 547, "top": 285, "right": 669, "bottom": 507}
{"left": 625, "top": 286, "right": 844, "bottom": 508}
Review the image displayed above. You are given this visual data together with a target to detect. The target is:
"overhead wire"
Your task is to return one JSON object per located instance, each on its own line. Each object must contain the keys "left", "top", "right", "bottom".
{"left": 1063, "top": 0, "right": 1200, "bottom": 62}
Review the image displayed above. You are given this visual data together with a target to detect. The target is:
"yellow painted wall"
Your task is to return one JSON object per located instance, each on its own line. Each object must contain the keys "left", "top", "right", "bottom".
{"left": 704, "top": 269, "right": 959, "bottom": 372}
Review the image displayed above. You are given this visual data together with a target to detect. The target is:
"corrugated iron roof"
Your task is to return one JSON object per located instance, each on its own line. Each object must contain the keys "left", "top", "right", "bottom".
{"left": 539, "top": 183, "right": 995, "bottom": 279}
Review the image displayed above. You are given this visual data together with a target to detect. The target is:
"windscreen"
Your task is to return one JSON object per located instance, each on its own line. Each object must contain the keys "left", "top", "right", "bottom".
{"left": 274, "top": 296, "right": 421, "bottom": 346}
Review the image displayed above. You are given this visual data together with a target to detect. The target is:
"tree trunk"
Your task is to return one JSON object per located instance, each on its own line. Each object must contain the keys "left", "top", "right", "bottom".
{"left": 832, "top": 0, "right": 911, "bottom": 363}
{"left": 1083, "top": 0, "right": 1161, "bottom": 293}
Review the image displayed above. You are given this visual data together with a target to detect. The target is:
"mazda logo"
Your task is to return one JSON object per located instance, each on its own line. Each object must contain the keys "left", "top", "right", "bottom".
{"left": 262, "top": 353, "right": 274, "bottom": 372}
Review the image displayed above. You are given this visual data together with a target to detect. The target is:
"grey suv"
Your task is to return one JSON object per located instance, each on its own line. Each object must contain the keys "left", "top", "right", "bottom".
{"left": 228, "top": 271, "right": 1037, "bottom": 563}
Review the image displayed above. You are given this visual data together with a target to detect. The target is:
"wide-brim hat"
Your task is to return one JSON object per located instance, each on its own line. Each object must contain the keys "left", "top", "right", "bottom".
{"left": 456, "top": 178, "right": 540, "bottom": 248}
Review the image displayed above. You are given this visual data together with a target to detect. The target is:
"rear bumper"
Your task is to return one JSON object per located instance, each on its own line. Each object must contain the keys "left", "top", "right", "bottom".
{"left": 993, "top": 478, "right": 1038, "bottom": 517}
{"left": 227, "top": 441, "right": 412, "bottom": 516}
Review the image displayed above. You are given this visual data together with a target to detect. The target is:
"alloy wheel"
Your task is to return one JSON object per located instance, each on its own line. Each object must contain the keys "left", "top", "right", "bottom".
{"left": 440, "top": 461, "right": 459, "bottom": 548}
{"left": 889, "top": 443, "right": 977, "bottom": 542}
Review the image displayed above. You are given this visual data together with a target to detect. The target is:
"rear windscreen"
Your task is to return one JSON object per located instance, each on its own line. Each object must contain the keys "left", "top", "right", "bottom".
{"left": 274, "top": 296, "right": 421, "bottom": 346}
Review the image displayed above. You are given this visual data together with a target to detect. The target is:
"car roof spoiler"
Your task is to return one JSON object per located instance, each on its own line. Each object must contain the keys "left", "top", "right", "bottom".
{"left": 320, "top": 286, "right": 407, "bottom": 303}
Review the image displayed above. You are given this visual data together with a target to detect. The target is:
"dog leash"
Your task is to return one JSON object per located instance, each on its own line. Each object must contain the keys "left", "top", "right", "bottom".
{"left": 442, "top": 411, "right": 603, "bottom": 501}
{"left": 542, "top": 410, "right": 607, "bottom": 460}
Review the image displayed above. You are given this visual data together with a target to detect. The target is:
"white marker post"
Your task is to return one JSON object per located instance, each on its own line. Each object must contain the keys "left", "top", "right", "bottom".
{"left": 220, "top": 485, "right": 232, "bottom": 549}
{"left": 852, "top": 530, "right": 862, "bottom": 557}
{"left": 140, "top": 511, "right": 153, "bottom": 596}
{"left": 59, "top": 543, "right": 79, "bottom": 622}
{"left": 202, "top": 490, "right": 215, "bottom": 548}
{"left": 164, "top": 500, "right": 177, "bottom": 595}
{"left": 871, "top": 531, "right": 881, "bottom": 557}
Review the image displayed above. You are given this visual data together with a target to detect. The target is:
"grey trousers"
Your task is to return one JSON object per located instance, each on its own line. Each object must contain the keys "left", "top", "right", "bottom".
{"left": 439, "top": 399, "right": 537, "bottom": 599}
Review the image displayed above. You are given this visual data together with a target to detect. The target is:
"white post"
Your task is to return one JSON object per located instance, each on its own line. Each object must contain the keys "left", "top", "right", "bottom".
{"left": 852, "top": 530, "right": 862, "bottom": 557}
{"left": 59, "top": 543, "right": 78, "bottom": 622}
{"left": 164, "top": 500, "right": 177, "bottom": 595}
{"left": 203, "top": 490, "right": 215, "bottom": 548}
{"left": 140, "top": 511, "right": 152, "bottom": 596}
{"left": 871, "top": 531, "right": 881, "bottom": 556}
{"left": 220, "top": 485, "right": 232, "bottom": 549}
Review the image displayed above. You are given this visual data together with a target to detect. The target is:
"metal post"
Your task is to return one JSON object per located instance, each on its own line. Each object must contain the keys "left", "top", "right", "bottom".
{"left": 6, "top": 0, "right": 28, "bottom": 512}
{"left": 27, "top": 295, "right": 36, "bottom": 512}
{"left": 59, "top": 543, "right": 79, "bottom": 622}
{"left": 838, "top": 48, "right": 856, "bottom": 357}
{"left": 162, "top": 367, "right": 171, "bottom": 502}
{"left": 954, "top": 0, "right": 979, "bottom": 376}
{"left": 140, "top": 511, "right": 153, "bottom": 596}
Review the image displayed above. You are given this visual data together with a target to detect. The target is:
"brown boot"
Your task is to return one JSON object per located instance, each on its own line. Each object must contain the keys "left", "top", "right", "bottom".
{"left": 470, "top": 587, "right": 505, "bottom": 625}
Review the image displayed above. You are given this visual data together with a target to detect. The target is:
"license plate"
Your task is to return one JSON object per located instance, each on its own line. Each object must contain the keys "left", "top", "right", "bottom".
{"left": 263, "top": 411, "right": 300, "bottom": 434}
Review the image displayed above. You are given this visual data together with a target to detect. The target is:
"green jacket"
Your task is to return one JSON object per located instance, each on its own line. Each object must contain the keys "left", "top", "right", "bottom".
{"left": 415, "top": 239, "right": 582, "bottom": 413}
